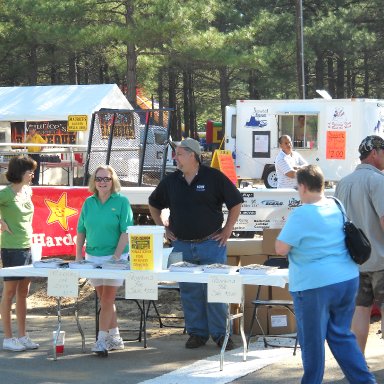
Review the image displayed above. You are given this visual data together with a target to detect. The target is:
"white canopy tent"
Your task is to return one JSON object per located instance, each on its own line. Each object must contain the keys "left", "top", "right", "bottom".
{"left": 0, "top": 84, "right": 134, "bottom": 184}
{"left": 0, "top": 84, "right": 133, "bottom": 146}
{"left": 0, "top": 84, "right": 132, "bottom": 122}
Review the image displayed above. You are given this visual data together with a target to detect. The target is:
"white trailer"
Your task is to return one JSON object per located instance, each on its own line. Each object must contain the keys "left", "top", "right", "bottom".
{"left": 225, "top": 98, "right": 384, "bottom": 188}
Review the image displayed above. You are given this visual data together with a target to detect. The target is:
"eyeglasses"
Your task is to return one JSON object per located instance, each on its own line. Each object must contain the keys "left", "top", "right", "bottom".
{"left": 95, "top": 177, "right": 112, "bottom": 182}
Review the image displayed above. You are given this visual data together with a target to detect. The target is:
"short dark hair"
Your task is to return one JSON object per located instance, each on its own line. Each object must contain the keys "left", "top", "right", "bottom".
{"left": 278, "top": 135, "right": 291, "bottom": 144}
{"left": 6, "top": 155, "right": 37, "bottom": 183}
{"left": 296, "top": 164, "right": 324, "bottom": 192}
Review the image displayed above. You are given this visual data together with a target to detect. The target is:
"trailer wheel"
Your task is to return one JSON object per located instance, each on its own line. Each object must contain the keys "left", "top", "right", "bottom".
{"left": 263, "top": 165, "right": 278, "bottom": 189}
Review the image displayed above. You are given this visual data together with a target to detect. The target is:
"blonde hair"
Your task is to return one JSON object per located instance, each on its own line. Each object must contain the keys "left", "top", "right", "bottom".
{"left": 88, "top": 165, "right": 121, "bottom": 194}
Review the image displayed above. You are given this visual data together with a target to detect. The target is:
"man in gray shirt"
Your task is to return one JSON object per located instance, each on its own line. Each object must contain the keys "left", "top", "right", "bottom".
{"left": 335, "top": 135, "right": 384, "bottom": 355}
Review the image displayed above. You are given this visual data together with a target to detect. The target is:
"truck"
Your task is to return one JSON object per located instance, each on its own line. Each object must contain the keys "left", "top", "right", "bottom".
{"left": 225, "top": 98, "right": 384, "bottom": 188}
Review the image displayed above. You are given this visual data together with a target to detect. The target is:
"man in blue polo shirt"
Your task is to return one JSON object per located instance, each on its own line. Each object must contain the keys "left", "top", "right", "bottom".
{"left": 149, "top": 138, "right": 243, "bottom": 351}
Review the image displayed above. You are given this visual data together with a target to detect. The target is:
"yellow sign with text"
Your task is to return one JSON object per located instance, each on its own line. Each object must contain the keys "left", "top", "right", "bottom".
{"left": 68, "top": 115, "right": 88, "bottom": 132}
{"left": 129, "top": 234, "right": 155, "bottom": 270}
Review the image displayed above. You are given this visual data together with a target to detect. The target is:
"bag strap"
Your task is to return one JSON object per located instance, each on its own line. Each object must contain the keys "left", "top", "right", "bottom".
{"left": 328, "top": 196, "right": 348, "bottom": 223}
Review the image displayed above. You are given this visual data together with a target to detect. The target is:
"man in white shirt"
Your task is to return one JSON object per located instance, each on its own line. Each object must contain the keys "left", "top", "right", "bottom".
{"left": 275, "top": 135, "right": 308, "bottom": 188}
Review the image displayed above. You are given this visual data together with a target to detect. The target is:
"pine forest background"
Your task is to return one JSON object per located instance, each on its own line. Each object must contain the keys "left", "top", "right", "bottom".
{"left": 0, "top": 0, "right": 383, "bottom": 139}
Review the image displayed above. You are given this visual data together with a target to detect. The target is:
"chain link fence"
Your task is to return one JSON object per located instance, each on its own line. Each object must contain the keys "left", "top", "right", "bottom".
{"left": 84, "top": 109, "right": 174, "bottom": 186}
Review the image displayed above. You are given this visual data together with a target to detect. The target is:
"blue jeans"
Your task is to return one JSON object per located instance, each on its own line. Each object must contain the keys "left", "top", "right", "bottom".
{"left": 291, "top": 278, "right": 376, "bottom": 384}
{"left": 172, "top": 239, "right": 228, "bottom": 342}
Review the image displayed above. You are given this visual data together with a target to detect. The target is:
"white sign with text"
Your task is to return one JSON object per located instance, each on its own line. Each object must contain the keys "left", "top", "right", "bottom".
{"left": 125, "top": 271, "right": 158, "bottom": 300}
{"left": 47, "top": 269, "right": 79, "bottom": 298}
{"left": 207, "top": 275, "right": 243, "bottom": 304}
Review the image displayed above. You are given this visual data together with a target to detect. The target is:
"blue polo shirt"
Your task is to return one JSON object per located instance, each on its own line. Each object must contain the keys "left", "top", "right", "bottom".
{"left": 77, "top": 193, "right": 133, "bottom": 256}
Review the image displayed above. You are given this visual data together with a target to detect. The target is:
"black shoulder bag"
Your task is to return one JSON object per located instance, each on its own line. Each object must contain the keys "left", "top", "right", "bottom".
{"left": 330, "top": 197, "right": 371, "bottom": 265}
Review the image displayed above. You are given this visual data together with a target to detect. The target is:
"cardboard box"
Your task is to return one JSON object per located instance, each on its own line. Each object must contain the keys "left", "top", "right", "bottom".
{"left": 227, "top": 255, "right": 240, "bottom": 267}
{"left": 227, "top": 238, "right": 264, "bottom": 256}
{"left": 272, "top": 285, "right": 293, "bottom": 301}
{"left": 267, "top": 307, "right": 296, "bottom": 335}
{"left": 262, "top": 228, "right": 282, "bottom": 255}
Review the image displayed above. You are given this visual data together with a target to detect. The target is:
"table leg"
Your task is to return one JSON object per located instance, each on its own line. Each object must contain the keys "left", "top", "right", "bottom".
{"left": 239, "top": 299, "right": 247, "bottom": 362}
{"left": 53, "top": 297, "right": 62, "bottom": 361}
{"left": 142, "top": 300, "right": 147, "bottom": 348}
{"left": 219, "top": 294, "right": 247, "bottom": 371}
{"left": 75, "top": 279, "right": 88, "bottom": 352}
{"left": 219, "top": 306, "right": 231, "bottom": 371}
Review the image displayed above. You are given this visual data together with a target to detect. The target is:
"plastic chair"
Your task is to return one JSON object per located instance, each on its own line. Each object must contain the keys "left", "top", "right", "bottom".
{"left": 246, "top": 257, "right": 298, "bottom": 355}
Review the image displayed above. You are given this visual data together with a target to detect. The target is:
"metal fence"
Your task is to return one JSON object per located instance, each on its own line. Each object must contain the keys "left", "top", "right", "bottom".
{"left": 84, "top": 108, "right": 174, "bottom": 186}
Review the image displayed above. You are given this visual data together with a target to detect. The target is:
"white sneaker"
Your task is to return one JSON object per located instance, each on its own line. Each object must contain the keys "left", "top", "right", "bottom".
{"left": 92, "top": 339, "right": 108, "bottom": 354}
{"left": 106, "top": 335, "right": 124, "bottom": 351}
{"left": 3, "top": 337, "right": 27, "bottom": 352}
{"left": 18, "top": 335, "right": 39, "bottom": 350}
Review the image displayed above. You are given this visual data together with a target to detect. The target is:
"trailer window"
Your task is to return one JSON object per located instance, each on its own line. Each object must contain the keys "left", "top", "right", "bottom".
{"left": 278, "top": 114, "right": 318, "bottom": 149}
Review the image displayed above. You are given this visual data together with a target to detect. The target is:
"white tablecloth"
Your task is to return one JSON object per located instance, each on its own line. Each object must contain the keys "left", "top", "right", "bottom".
{"left": 0, "top": 265, "right": 289, "bottom": 288}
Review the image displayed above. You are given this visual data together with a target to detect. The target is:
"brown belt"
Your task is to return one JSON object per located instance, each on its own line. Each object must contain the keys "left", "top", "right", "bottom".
{"left": 179, "top": 229, "right": 221, "bottom": 243}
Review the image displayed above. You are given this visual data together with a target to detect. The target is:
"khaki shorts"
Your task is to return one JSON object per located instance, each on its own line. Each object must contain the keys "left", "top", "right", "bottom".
{"left": 355, "top": 270, "right": 384, "bottom": 308}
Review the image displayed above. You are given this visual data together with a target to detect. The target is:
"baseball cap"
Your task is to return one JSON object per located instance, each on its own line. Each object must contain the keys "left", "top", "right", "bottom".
{"left": 358, "top": 135, "right": 384, "bottom": 155}
{"left": 173, "top": 138, "right": 201, "bottom": 156}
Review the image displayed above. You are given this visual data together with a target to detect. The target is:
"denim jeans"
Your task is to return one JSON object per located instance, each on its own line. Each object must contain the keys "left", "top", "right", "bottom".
{"left": 172, "top": 239, "right": 228, "bottom": 341}
{"left": 291, "top": 278, "right": 376, "bottom": 384}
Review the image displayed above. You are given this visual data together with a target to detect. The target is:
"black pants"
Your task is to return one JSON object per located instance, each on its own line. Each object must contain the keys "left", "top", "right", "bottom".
{"left": 29, "top": 154, "right": 41, "bottom": 185}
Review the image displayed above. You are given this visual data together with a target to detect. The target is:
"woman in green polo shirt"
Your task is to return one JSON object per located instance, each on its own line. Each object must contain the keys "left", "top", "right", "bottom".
{"left": 76, "top": 165, "right": 133, "bottom": 355}
{"left": 0, "top": 155, "right": 40, "bottom": 352}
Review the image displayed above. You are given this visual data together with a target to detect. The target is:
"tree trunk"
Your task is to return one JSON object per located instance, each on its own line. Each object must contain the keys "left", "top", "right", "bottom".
{"left": 314, "top": 53, "right": 324, "bottom": 90}
{"left": 363, "top": 51, "right": 369, "bottom": 97}
{"left": 219, "top": 67, "right": 230, "bottom": 125}
{"left": 126, "top": 42, "right": 137, "bottom": 107}
{"left": 336, "top": 56, "right": 344, "bottom": 98}
{"left": 157, "top": 67, "right": 164, "bottom": 126}
{"left": 188, "top": 72, "right": 196, "bottom": 137}
{"left": 27, "top": 45, "right": 38, "bottom": 85}
{"left": 248, "top": 69, "right": 260, "bottom": 101}
{"left": 327, "top": 57, "right": 335, "bottom": 98}
{"left": 346, "top": 61, "right": 351, "bottom": 98}
{"left": 295, "top": 0, "right": 305, "bottom": 98}
{"left": 183, "top": 71, "right": 190, "bottom": 137}
{"left": 68, "top": 53, "right": 78, "bottom": 84}
{"left": 125, "top": 1, "right": 137, "bottom": 107}
{"left": 49, "top": 46, "right": 59, "bottom": 84}
{"left": 168, "top": 67, "right": 179, "bottom": 139}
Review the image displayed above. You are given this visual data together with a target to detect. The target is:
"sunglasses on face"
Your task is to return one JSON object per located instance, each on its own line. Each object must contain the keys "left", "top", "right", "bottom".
{"left": 95, "top": 177, "right": 112, "bottom": 182}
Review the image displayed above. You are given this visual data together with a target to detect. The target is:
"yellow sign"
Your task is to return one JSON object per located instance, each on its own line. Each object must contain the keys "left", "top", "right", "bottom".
{"left": 68, "top": 115, "right": 88, "bottom": 132}
{"left": 129, "top": 234, "right": 155, "bottom": 270}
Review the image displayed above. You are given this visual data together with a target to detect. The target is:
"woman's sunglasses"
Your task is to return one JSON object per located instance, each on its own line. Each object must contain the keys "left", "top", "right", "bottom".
{"left": 95, "top": 177, "right": 112, "bottom": 182}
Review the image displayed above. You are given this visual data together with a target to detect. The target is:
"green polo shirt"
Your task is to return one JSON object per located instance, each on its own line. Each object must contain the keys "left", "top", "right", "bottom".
{"left": 77, "top": 193, "right": 133, "bottom": 256}
{"left": 0, "top": 186, "right": 34, "bottom": 249}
